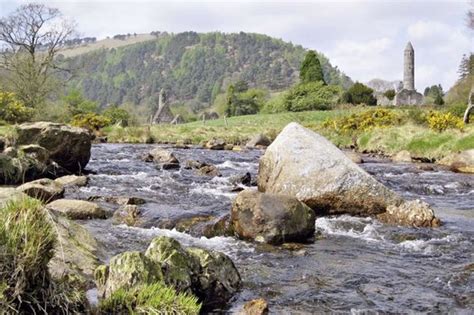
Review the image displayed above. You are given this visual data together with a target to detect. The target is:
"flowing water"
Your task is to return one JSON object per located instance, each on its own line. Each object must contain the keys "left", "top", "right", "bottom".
{"left": 66, "top": 144, "right": 474, "bottom": 314}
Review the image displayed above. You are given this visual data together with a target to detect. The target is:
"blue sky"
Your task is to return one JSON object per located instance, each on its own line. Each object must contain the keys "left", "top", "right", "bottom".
{"left": 1, "top": 0, "right": 472, "bottom": 90}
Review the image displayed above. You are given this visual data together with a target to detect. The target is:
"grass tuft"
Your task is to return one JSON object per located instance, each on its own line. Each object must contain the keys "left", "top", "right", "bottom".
{"left": 99, "top": 282, "right": 201, "bottom": 314}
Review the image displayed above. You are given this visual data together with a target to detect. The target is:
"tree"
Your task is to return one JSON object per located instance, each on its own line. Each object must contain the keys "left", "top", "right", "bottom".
{"left": 384, "top": 89, "right": 396, "bottom": 101}
{"left": 0, "top": 3, "right": 76, "bottom": 108}
{"left": 300, "top": 50, "right": 325, "bottom": 84}
{"left": 463, "top": 2, "right": 474, "bottom": 123}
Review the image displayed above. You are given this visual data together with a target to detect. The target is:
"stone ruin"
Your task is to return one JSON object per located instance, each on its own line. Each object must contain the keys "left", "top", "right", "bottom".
{"left": 393, "top": 42, "right": 423, "bottom": 106}
{"left": 151, "top": 89, "right": 182, "bottom": 124}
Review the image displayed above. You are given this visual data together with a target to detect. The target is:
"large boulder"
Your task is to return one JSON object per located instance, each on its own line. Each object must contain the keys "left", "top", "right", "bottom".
{"left": 46, "top": 199, "right": 107, "bottom": 220}
{"left": 0, "top": 148, "right": 51, "bottom": 185}
{"left": 95, "top": 236, "right": 241, "bottom": 309}
{"left": 438, "top": 149, "right": 474, "bottom": 173}
{"left": 16, "top": 178, "right": 64, "bottom": 202}
{"left": 48, "top": 213, "right": 103, "bottom": 287}
{"left": 16, "top": 122, "right": 91, "bottom": 172}
{"left": 231, "top": 190, "right": 315, "bottom": 244}
{"left": 257, "top": 123, "right": 440, "bottom": 228}
{"left": 142, "top": 148, "right": 180, "bottom": 169}
{"left": 258, "top": 123, "right": 403, "bottom": 216}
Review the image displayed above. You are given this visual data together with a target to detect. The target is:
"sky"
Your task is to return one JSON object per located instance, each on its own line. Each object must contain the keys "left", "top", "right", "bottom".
{"left": 1, "top": 0, "right": 472, "bottom": 90}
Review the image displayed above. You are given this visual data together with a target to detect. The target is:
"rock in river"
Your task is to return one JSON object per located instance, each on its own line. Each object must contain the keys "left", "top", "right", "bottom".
{"left": 142, "top": 147, "right": 180, "bottom": 169}
{"left": 95, "top": 236, "right": 241, "bottom": 309}
{"left": 55, "top": 175, "right": 88, "bottom": 187}
{"left": 438, "top": 149, "right": 474, "bottom": 174}
{"left": 231, "top": 189, "right": 315, "bottom": 244}
{"left": 16, "top": 178, "right": 64, "bottom": 202}
{"left": 16, "top": 122, "right": 91, "bottom": 173}
{"left": 46, "top": 199, "right": 107, "bottom": 220}
{"left": 258, "top": 122, "right": 440, "bottom": 227}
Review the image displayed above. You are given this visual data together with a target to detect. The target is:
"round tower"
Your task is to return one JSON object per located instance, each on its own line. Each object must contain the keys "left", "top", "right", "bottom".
{"left": 403, "top": 42, "right": 415, "bottom": 91}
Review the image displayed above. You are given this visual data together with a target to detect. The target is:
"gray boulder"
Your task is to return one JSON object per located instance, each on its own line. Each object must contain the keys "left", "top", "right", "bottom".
{"left": 16, "top": 178, "right": 64, "bottom": 202}
{"left": 55, "top": 175, "right": 88, "bottom": 187}
{"left": 206, "top": 138, "right": 226, "bottom": 150}
{"left": 16, "top": 122, "right": 91, "bottom": 172}
{"left": 142, "top": 148, "right": 180, "bottom": 169}
{"left": 231, "top": 190, "right": 315, "bottom": 244}
{"left": 257, "top": 123, "right": 440, "bottom": 227}
{"left": 46, "top": 199, "right": 107, "bottom": 220}
{"left": 377, "top": 200, "right": 441, "bottom": 227}
{"left": 438, "top": 149, "right": 474, "bottom": 173}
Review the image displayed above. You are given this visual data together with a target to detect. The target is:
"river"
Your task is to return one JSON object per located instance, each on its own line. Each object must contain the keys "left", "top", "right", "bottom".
{"left": 66, "top": 144, "right": 473, "bottom": 314}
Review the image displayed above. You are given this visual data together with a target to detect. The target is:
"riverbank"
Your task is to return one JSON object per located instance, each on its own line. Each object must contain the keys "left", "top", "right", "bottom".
{"left": 103, "top": 108, "right": 474, "bottom": 161}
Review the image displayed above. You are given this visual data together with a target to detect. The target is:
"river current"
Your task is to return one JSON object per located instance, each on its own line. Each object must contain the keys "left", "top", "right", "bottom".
{"left": 66, "top": 144, "right": 473, "bottom": 314}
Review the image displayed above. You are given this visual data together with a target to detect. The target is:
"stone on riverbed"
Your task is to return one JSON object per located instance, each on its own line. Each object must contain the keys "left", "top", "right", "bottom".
{"left": 16, "top": 122, "right": 91, "bottom": 173}
{"left": 377, "top": 200, "right": 441, "bottom": 227}
{"left": 231, "top": 190, "right": 316, "bottom": 244}
{"left": 392, "top": 150, "right": 412, "bottom": 163}
{"left": 142, "top": 147, "right": 180, "bottom": 169}
{"left": 258, "top": 122, "right": 440, "bottom": 227}
{"left": 16, "top": 178, "right": 64, "bottom": 202}
{"left": 46, "top": 199, "right": 107, "bottom": 220}
{"left": 246, "top": 134, "right": 271, "bottom": 148}
{"left": 242, "top": 298, "right": 269, "bottom": 315}
{"left": 206, "top": 138, "right": 226, "bottom": 150}
{"left": 55, "top": 175, "right": 88, "bottom": 187}
{"left": 113, "top": 204, "right": 142, "bottom": 226}
{"left": 95, "top": 236, "right": 241, "bottom": 309}
{"left": 438, "top": 149, "right": 474, "bottom": 174}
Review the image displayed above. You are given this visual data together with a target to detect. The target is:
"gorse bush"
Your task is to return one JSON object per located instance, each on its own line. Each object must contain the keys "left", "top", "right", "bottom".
{"left": 0, "top": 92, "right": 34, "bottom": 124}
{"left": 99, "top": 282, "right": 201, "bottom": 314}
{"left": 0, "top": 197, "right": 85, "bottom": 313}
{"left": 71, "top": 113, "right": 112, "bottom": 131}
{"left": 426, "top": 111, "right": 464, "bottom": 132}
{"left": 322, "top": 108, "right": 400, "bottom": 134}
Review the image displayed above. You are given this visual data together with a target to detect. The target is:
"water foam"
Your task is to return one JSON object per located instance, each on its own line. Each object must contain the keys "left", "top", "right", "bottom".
{"left": 315, "top": 215, "right": 383, "bottom": 242}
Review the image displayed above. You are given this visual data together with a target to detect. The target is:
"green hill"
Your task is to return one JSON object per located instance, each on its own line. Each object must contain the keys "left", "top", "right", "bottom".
{"left": 61, "top": 31, "right": 352, "bottom": 109}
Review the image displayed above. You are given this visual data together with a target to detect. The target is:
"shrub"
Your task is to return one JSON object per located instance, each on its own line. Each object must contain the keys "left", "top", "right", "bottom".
{"left": 384, "top": 89, "right": 396, "bottom": 101}
{"left": 345, "top": 82, "right": 377, "bottom": 105}
{"left": 99, "top": 283, "right": 201, "bottom": 314}
{"left": 426, "top": 111, "right": 464, "bottom": 132}
{"left": 283, "top": 82, "right": 342, "bottom": 112}
{"left": 103, "top": 105, "right": 130, "bottom": 126}
{"left": 0, "top": 197, "right": 85, "bottom": 313}
{"left": 0, "top": 92, "right": 34, "bottom": 123}
{"left": 322, "top": 108, "right": 400, "bottom": 134}
{"left": 71, "top": 113, "right": 111, "bottom": 131}
{"left": 446, "top": 101, "right": 467, "bottom": 118}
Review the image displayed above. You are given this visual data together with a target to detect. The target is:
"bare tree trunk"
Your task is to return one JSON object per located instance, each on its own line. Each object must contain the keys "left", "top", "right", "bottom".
{"left": 464, "top": 88, "right": 473, "bottom": 124}
{"left": 224, "top": 115, "right": 228, "bottom": 127}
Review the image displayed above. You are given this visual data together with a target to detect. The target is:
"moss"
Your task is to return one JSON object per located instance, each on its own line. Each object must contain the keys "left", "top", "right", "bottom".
{"left": 98, "top": 282, "right": 201, "bottom": 314}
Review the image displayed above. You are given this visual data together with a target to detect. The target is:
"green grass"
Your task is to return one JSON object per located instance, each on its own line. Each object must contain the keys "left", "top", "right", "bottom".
{"left": 99, "top": 282, "right": 201, "bottom": 314}
{"left": 0, "top": 196, "right": 85, "bottom": 313}
{"left": 104, "top": 107, "right": 474, "bottom": 160}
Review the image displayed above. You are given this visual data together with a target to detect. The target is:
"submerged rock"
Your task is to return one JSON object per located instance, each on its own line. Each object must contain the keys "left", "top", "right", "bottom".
{"left": 142, "top": 147, "right": 180, "bottom": 169}
{"left": 185, "top": 160, "right": 221, "bottom": 177}
{"left": 16, "top": 178, "right": 64, "bottom": 202}
{"left": 257, "top": 122, "right": 440, "bottom": 227}
{"left": 88, "top": 195, "right": 146, "bottom": 206}
{"left": 55, "top": 175, "right": 88, "bottom": 187}
{"left": 16, "top": 122, "right": 91, "bottom": 173}
{"left": 95, "top": 236, "right": 241, "bottom": 309}
{"left": 246, "top": 134, "right": 271, "bottom": 148}
{"left": 438, "top": 149, "right": 474, "bottom": 174}
{"left": 392, "top": 150, "right": 412, "bottom": 163}
{"left": 231, "top": 190, "right": 315, "bottom": 244}
{"left": 46, "top": 199, "right": 107, "bottom": 220}
{"left": 377, "top": 200, "right": 441, "bottom": 227}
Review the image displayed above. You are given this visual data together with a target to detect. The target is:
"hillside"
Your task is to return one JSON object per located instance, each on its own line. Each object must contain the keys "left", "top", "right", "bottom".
{"left": 61, "top": 31, "right": 352, "bottom": 109}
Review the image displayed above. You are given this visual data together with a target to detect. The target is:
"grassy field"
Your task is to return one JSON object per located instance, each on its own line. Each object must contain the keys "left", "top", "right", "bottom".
{"left": 104, "top": 108, "right": 474, "bottom": 160}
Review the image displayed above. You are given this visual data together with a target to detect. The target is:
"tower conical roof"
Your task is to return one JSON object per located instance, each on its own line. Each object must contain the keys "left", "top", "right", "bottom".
{"left": 405, "top": 42, "right": 414, "bottom": 51}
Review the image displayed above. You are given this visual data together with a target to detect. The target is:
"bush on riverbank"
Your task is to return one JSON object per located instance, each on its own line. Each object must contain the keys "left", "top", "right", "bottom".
{"left": 0, "top": 196, "right": 85, "bottom": 313}
{"left": 98, "top": 283, "right": 201, "bottom": 314}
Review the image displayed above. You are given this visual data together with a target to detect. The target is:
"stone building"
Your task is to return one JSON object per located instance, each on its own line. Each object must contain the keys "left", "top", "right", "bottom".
{"left": 152, "top": 89, "right": 180, "bottom": 124}
{"left": 394, "top": 42, "right": 423, "bottom": 105}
